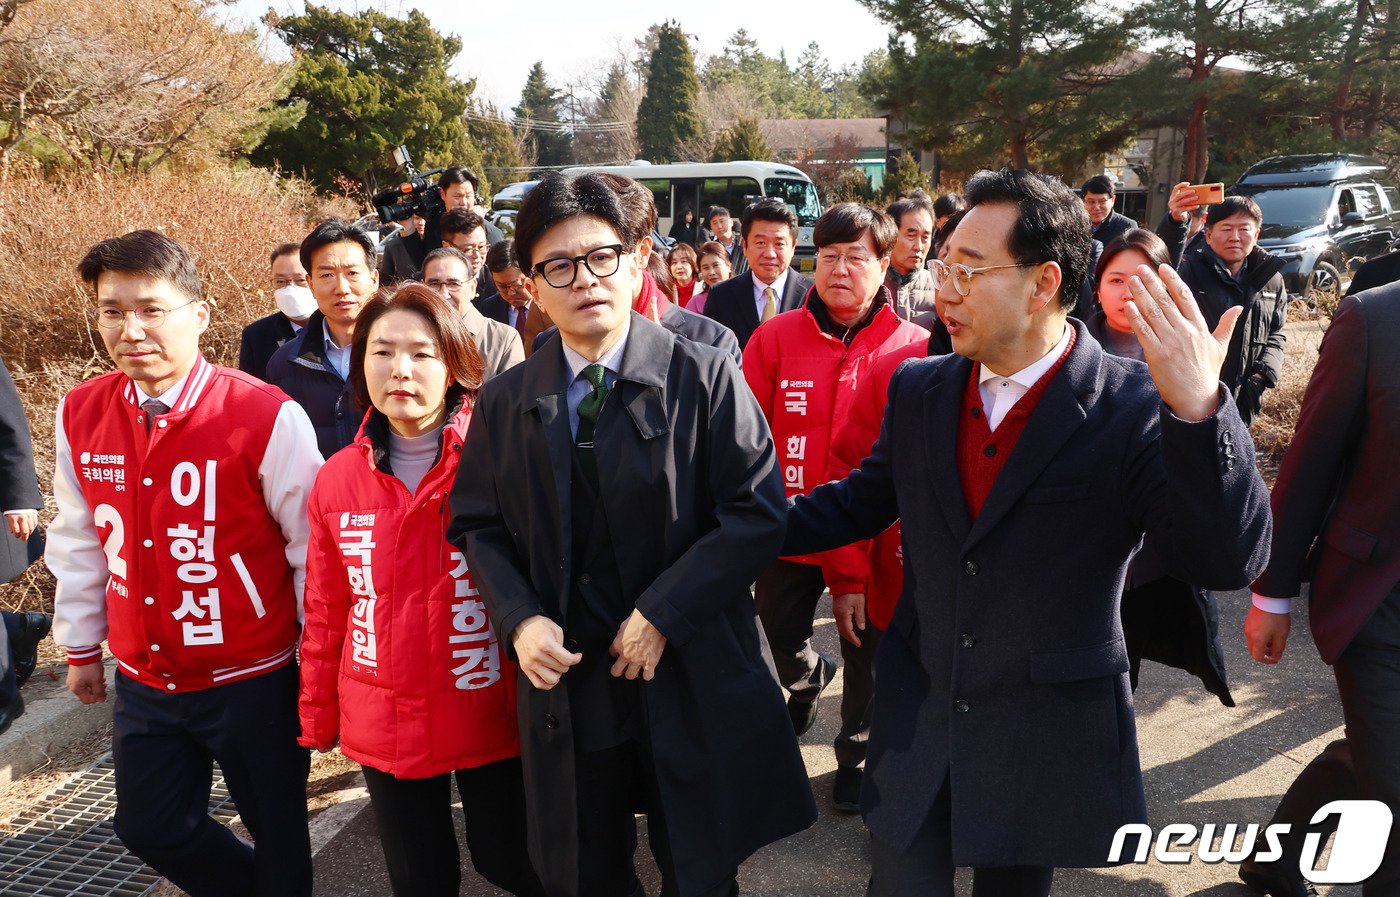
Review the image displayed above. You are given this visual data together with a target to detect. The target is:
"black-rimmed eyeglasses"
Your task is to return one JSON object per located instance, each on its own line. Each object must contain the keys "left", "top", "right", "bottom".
{"left": 531, "top": 244, "right": 625, "bottom": 289}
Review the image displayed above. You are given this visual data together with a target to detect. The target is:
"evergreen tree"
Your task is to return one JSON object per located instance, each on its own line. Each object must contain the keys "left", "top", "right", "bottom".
{"left": 711, "top": 117, "right": 773, "bottom": 161}
{"left": 702, "top": 29, "right": 798, "bottom": 118}
{"left": 858, "top": 0, "right": 1132, "bottom": 172}
{"left": 636, "top": 22, "right": 704, "bottom": 163}
{"left": 515, "top": 61, "right": 572, "bottom": 170}
{"left": 1130, "top": 0, "right": 1346, "bottom": 181}
{"left": 254, "top": 5, "right": 470, "bottom": 191}
{"left": 454, "top": 99, "right": 533, "bottom": 195}
{"left": 882, "top": 151, "right": 932, "bottom": 200}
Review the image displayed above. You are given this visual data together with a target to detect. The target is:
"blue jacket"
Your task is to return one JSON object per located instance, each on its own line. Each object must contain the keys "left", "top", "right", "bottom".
{"left": 265, "top": 311, "right": 359, "bottom": 459}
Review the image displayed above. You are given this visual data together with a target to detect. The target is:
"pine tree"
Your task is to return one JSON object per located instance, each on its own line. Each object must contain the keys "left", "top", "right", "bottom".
{"left": 711, "top": 117, "right": 773, "bottom": 162}
{"left": 636, "top": 22, "right": 705, "bottom": 163}
{"left": 1130, "top": 0, "right": 1347, "bottom": 181}
{"left": 514, "top": 61, "right": 572, "bottom": 170}
{"left": 254, "top": 5, "right": 470, "bottom": 191}
{"left": 859, "top": 0, "right": 1132, "bottom": 172}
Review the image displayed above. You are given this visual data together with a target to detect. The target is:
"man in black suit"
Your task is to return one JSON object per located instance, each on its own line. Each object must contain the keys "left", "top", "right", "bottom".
{"left": 448, "top": 171, "right": 814, "bottom": 897}
{"left": 238, "top": 243, "right": 313, "bottom": 380}
{"left": 1241, "top": 284, "right": 1400, "bottom": 897}
{"left": 480, "top": 239, "right": 551, "bottom": 358}
{"left": 0, "top": 352, "right": 47, "bottom": 735}
{"left": 783, "top": 168, "right": 1271, "bottom": 895}
{"left": 703, "top": 199, "right": 814, "bottom": 349}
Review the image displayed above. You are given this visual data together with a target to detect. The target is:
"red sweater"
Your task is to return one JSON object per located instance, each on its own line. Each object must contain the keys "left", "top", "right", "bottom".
{"left": 957, "top": 331, "right": 1077, "bottom": 518}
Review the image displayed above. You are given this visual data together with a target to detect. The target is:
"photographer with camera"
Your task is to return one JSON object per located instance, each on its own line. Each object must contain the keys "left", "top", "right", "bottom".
{"left": 372, "top": 149, "right": 504, "bottom": 286}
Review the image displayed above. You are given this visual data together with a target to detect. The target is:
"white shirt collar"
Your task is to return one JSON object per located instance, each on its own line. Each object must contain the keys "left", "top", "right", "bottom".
{"left": 753, "top": 268, "right": 790, "bottom": 303}
{"left": 561, "top": 321, "right": 631, "bottom": 383}
{"left": 978, "top": 323, "right": 1072, "bottom": 390}
{"left": 322, "top": 319, "right": 351, "bottom": 380}
{"left": 133, "top": 368, "right": 193, "bottom": 409}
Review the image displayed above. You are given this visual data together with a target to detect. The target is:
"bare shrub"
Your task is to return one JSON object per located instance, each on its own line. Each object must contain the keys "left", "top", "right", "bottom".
{"left": 0, "top": 166, "right": 349, "bottom": 615}
{"left": 1252, "top": 317, "right": 1331, "bottom": 485}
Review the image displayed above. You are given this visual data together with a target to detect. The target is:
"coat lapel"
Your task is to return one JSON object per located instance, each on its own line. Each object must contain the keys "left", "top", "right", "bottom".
{"left": 922, "top": 356, "right": 973, "bottom": 544}
{"left": 738, "top": 273, "right": 761, "bottom": 334}
{"left": 521, "top": 343, "right": 575, "bottom": 610}
{"left": 613, "top": 313, "right": 673, "bottom": 442}
{"left": 781, "top": 273, "right": 810, "bottom": 313}
{"left": 963, "top": 324, "right": 1098, "bottom": 551}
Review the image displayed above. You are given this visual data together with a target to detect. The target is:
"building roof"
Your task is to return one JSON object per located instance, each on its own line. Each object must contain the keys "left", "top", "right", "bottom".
{"left": 758, "top": 118, "right": 887, "bottom": 152}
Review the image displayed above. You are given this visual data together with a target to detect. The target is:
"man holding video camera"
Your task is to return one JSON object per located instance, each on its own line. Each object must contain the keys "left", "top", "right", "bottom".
{"left": 377, "top": 164, "right": 504, "bottom": 285}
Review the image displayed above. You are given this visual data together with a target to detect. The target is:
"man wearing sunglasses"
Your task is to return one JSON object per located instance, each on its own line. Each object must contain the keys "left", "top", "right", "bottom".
{"left": 782, "top": 168, "right": 1272, "bottom": 896}
{"left": 448, "top": 171, "right": 815, "bottom": 897}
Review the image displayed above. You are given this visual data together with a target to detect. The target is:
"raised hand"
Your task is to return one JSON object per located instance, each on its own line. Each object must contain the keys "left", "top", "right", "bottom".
{"left": 1124, "top": 264, "right": 1242, "bottom": 423}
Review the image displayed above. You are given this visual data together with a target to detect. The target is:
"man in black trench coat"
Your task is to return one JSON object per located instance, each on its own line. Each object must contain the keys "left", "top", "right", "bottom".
{"left": 448, "top": 171, "right": 816, "bottom": 897}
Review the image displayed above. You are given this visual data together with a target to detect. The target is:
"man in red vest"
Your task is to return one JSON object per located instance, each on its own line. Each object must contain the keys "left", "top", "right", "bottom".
{"left": 782, "top": 169, "right": 1272, "bottom": 895}
{"left": 48, "top": 230, "right": 323, "bottom": 897}
{"left": 743, "top": 203, "right": 927, "bottom": 812}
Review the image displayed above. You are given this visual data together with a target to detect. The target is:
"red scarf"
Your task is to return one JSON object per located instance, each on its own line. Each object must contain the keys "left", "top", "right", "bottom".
{"left": 634, "top": 271, "right": 672, "bottom": 321}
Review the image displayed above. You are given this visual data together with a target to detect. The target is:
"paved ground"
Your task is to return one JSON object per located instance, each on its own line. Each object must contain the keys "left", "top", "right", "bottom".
{"left": 311, "top": 590, "right": 1356, "bottom": 897}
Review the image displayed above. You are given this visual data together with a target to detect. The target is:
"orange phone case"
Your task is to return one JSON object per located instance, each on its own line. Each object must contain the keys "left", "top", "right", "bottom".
{"left": 1189, "top": 183, "right": 1225, "bottom": 205}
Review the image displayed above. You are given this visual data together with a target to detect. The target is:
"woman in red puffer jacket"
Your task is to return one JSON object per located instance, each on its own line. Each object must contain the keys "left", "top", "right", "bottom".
{"left": 299, "top": 285, "right": 543, "bottom": 897}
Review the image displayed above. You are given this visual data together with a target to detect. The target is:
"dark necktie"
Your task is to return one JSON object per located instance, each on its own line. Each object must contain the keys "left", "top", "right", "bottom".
{"left": 514, "top": 305, "right": 529, "bottom": 338}
{"left": 574, "top": 363, "right": 608, "bottom": 491}
{"left": 142, "top": 398, "right": 169, "bottom": 433}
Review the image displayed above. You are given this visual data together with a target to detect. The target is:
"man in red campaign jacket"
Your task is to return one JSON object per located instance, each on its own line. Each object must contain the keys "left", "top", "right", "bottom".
{"left": 820, "top": 339, "right": 931, "bottom": 635}
{"left": 47, "top": 231, "right": 323, "bottom": 897}
{"left": 743, "top": 202, "right": 927, "bottom": 813}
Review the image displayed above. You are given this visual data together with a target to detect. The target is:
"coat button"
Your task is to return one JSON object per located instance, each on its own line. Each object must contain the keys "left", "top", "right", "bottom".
{"left": 157, "top": 420, "right": 168, "bottom": 428}
{"left": 166, "top": 683, "right": 177, "bottom": 691}
{"left": 544, "top": 713, "right": 559, "bottom": 729}
{"left": 578, "top": 573, "right": 591, "bottom": 585}
{"left": 970, "top": 407, "right": 982, "bottom": 419}
{"left": 955, "top": 700, "right": 970, "bottom": 713}
{"left": 961, "top": 634, "right": 976, "bottom": 648}
{"left": 144, "top": 597, "right": 154, "bottom": 605}
{"left": 982, "top": 445, "right": 996, "bottom": 458}
{"left": 565, "top": 639, "right": 579, "bottom": 652}
{"left": 143, "top": 539, "right": 153, "bottom": 548}
{"left": 142, "top": 477, "right": 153, "bottom": 486}
{"left": 963, "top": 560, "right": 979, "bottom": 576}
{"left": 150, "top": 644, "right": 160, "bottom": 652}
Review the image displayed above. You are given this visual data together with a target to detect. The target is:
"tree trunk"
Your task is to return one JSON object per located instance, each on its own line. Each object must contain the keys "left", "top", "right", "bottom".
{"left": 1330, "top": 0, "right": 1371, "bottom": 140}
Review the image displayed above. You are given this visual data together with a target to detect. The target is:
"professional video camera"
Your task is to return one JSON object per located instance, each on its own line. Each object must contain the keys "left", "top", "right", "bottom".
{"left": 372, "top": 145, "right": 447, "bottom": 225}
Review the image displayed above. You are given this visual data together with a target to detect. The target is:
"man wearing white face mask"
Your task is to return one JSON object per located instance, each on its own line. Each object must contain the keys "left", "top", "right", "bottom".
{"left": 239, "top": 243, "right": 315, "bottom": 380}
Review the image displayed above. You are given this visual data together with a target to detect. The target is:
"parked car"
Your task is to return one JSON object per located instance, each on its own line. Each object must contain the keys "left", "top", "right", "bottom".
{"left": 486, "top": 180, "right": 539, "bottom": 238}
{"left": 1232, "top": 153, "right": 1400, "bottom": 304}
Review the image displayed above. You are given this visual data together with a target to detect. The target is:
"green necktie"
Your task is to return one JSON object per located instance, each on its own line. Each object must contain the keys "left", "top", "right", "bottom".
{"left": 575, "top": 363, "right": 609, "bottom": 491}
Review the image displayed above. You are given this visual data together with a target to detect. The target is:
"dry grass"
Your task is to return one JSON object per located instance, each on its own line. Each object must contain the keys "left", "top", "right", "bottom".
{"left": 0, "top": 167, "right": 352, "bottom": 617}
{"left": 1251, "top": 306, "right": 1331, "bottom": 485}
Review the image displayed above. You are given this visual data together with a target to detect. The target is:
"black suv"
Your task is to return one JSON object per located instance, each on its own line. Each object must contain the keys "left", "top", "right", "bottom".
{"left": 1232, "top": 154, "right": 1400, "bottom": 302}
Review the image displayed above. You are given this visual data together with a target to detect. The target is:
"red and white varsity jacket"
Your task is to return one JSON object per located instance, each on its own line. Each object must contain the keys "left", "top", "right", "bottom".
{"left": 48, "top": 356, "right": 323, "bottom": 692}
{"left": 743, "top": 289, "right": 927, "bottom": 567}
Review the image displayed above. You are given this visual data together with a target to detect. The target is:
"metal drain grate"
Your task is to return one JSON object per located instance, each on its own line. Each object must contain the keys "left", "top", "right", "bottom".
{"left": 0, "top": 755, "right": 238, "bottom": 897}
